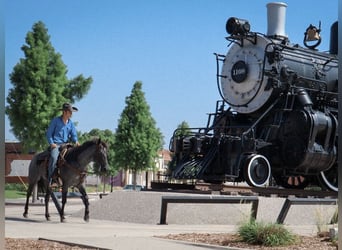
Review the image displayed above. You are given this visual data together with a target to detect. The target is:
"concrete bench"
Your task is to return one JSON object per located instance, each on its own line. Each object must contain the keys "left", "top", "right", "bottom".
{"left": 159, "top": 195, "right": 259, "bottom": 225}
{"left": 276, "top": 197, "right": 338, "bottom": 224}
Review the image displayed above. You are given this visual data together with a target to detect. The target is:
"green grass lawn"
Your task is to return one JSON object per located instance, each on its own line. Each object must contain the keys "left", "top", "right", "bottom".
{"left": 5, "top": 189, "right": 27, "bottom": 199}
{"left": 5, "top": 183, "right": 111, "bottom": 199}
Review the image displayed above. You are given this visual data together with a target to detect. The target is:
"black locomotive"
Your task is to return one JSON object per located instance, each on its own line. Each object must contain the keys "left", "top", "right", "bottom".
{"left": 169, "top": 2, "right": 338, "bottom": 191}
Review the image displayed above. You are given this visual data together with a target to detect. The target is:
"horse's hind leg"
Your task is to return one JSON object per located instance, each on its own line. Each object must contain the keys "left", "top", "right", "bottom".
{"left": 23, "top": 183, "right": 35, "bottom": 218}
{"left": 78, "top": 185, "right": 90, "bottom": 222}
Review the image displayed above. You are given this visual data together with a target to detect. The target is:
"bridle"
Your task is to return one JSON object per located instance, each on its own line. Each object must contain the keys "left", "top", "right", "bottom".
{"left": 57, "top": 143, "right": 107, "bottom": 185}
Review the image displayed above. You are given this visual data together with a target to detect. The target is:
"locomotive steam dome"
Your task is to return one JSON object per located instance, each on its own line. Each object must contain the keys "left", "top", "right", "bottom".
{"left": 220, "top": 2, "right": 288, "bottom": 113}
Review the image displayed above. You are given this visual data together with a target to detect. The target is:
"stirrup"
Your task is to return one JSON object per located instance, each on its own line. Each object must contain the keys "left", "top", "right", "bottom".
{"left": 49, "top": 175, "right": 62, "bottom": 188}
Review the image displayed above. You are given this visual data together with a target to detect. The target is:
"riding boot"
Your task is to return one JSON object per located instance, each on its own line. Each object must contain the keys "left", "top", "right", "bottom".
{"left": 48, "top": 176, "right": 54, "bottom": 188}
{"left": 48, "top": 169, "right": 58, "bottom": 188}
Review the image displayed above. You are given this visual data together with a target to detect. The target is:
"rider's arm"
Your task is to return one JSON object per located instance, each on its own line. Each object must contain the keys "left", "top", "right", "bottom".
{"left": 46, "top": 118, "right": 57, "bottom": 145}
{"left": 69, "top": 120, "right": 78, "bottom": 145}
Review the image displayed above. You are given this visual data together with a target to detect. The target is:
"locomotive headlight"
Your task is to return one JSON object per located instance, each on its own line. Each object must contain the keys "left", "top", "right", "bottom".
{"left": 226, "top": 17, "right": 250, "bottom": 35}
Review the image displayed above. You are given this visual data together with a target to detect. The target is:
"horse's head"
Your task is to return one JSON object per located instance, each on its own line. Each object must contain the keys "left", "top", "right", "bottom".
{"left": 93, "top": 138, "right": 109, "bottom": 173}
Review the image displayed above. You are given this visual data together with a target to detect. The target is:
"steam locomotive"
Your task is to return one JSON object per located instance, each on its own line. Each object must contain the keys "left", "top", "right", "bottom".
{"left": 169, "top": 2, "right": 338, "bottom": 191}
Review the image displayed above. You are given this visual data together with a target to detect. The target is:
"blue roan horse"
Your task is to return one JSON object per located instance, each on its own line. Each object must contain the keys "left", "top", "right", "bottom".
{"left": 23, "top": 138, "right": 109, "bottom": 222}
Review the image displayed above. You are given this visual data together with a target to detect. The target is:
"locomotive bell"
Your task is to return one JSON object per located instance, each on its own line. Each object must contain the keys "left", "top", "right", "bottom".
{"left": 305, "top": 25, "right": 321, "bottom": 41}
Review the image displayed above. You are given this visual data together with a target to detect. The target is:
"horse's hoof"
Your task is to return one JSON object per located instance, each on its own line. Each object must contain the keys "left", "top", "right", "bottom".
{"left": 46, "top": 217, "right": 51, "bottom": 221}
{"left": 60, "top": 217, "right": 66, "bottom": 223}
{"left": 84, "top": 216, "right": 89, "bottom": 222}
{"left": 23, "top": 213, "right": 27, "bottom": 218}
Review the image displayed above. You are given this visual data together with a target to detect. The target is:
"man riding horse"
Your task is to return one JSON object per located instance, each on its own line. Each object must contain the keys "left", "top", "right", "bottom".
{"left": 46, "top": 102, "right": 80, "bottom": 186}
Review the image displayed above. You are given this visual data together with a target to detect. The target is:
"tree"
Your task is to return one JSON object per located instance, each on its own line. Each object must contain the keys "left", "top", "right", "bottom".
{"left": 168, "top": 121, "right": 191, "bottom": 172}
{"left": 174, "top": 121, "right": 191, "bottom": 137}
{"left": 113, "top": 81, "right": 163, "bottom": 189}
{"left": 6, "top": 21, "right": 92, "bottom": 152}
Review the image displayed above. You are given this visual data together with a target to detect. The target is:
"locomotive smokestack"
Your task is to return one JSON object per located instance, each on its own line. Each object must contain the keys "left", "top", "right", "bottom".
{"left": 266, "top": 2, "right": 287, "bottom": 38}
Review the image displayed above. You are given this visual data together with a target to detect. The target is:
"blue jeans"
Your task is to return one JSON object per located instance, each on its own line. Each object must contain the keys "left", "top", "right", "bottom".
{"left": 48, "top": 146, "right": 60, "bottom": 181}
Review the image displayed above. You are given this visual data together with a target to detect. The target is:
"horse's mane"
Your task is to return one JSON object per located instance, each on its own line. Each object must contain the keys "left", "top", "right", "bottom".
{"left": 64, "top": 138, "right": 106, "bottom": 160}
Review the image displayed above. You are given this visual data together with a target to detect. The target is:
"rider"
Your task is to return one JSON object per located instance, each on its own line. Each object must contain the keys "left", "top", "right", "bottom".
{"left": 46, "top": 103, "right": 80, "bottom": 185}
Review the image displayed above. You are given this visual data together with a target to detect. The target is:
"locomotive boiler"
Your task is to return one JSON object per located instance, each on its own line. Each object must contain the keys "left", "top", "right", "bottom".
{"left": 169, "top": 2, "right": 338, "bottom": 191}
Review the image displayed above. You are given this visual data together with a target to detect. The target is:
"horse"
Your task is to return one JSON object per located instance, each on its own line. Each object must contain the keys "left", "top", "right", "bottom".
{"left": 23, "top": 138, "right": 109, "bottom": 222}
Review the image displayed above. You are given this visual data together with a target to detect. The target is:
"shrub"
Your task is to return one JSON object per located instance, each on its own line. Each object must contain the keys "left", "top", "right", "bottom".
{"left": 5, "top": 183, "right": 27, "bottom": 192}
{"left": 238, "top": 220, "right": 297, "bottom": 247}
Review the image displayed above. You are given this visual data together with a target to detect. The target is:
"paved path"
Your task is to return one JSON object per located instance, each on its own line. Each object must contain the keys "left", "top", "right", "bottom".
{"left": 5, "top": 197, "right": 238, "bottom": 249}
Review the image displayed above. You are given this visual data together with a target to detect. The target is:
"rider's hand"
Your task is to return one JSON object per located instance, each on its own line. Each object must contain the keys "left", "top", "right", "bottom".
{"left": 75, "top": 142, "right": 80, "bottom": 146}
{"left": 50, "top": 143, "right": 57, "bottom": 149}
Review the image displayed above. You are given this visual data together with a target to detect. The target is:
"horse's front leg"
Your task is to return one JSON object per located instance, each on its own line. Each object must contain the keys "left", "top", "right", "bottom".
{"left": 78, "top": 185, "right": 90, "bottom": 222}
{"left": 45, "top": 186, "right": 52, "bottom": 221}
{"left": 60, "top": 187, "right": 68, "bottom": 222}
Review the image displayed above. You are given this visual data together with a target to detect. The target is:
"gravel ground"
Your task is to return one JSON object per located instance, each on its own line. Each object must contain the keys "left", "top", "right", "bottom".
{"left": 159, "top": 233, "right": 338, "bottom": 249}
{"left": 73, "top": 191, "right": 261, "bottom": 224}
{"left": 5, "top": 238, "right": 96, "bottom": 249}
{"left": 73, "top": 191, "right": 336, "bottom": 227}
{"left": 6, "top": 233, "right": 337, "bottom": 250}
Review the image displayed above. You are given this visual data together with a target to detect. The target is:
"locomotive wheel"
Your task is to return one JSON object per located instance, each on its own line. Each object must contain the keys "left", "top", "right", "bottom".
{"left": 318, "top": 164, "right": 338, "bottom": 192}
{"left": 273, "top": 175, "right": 310, "bottom": 189}
{"left": 244, "top": 154, "right": 271, "bottom": 187}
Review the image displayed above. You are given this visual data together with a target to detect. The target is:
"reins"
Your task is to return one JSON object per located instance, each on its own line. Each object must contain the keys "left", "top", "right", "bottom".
{"left": 55, "top": 140, "right": 106, "bottom": 187}
{"left": 57, "top": 147, "right": 88, "bottom": 185}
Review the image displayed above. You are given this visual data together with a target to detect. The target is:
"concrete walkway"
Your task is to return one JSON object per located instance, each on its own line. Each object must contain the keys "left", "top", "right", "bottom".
{"left": 6, "top": 198, "right": 239, "bottom": 249}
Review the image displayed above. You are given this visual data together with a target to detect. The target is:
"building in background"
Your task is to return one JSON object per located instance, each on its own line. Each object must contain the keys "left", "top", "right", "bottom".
{"left": 122, "top": 149, "right": 172, "bottom": 188}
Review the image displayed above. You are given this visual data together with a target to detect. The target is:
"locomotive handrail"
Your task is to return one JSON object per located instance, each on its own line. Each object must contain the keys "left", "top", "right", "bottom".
{"left": 242, "top": 97, "right": 280, "bottom": 138}
{"left": 159, "top": 195, "right": 259, "bottom": 225}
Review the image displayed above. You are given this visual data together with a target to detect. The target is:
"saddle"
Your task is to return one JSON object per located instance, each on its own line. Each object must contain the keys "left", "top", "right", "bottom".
{"left": 36, "top": 143, "right": 74, "bottom": 186}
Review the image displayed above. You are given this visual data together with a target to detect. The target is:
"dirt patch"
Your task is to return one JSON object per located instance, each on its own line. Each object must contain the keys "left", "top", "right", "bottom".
{"left": 5, "top": 238, "right": 97, "bottom": 250}
{"left": 6, "top": 233, "right": 338, "bottom": 250}
{"left": 158, "top": 233, "right": 338, "bottom": 250}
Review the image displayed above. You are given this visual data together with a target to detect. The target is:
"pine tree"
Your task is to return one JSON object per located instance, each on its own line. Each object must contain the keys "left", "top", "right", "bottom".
{"left": 175, "top": 121, "right": 191, "bottom": 137}
{"left": 168, "top": 121, "right": 191, "bottom": 172}
{"left": 114, "top": 81, "right": 163, "bottom": 187}
{"left": 6, "top": 21, "right": 92, "bottom": 152}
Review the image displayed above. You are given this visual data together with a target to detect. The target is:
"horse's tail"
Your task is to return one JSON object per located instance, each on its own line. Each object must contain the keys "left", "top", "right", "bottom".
{"left": 27, "top": 154, "right": 38, "bottom": 182}
{"left": 27, "top": 151, "right": 49, "bottom": 192}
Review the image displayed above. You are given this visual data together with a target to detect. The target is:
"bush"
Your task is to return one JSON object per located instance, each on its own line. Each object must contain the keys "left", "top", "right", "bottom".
{"left": 238, "top": 220, "right": 297, "bottom": 247}
{"left": 5, "top": 183, "right": 27, "bottom": 192}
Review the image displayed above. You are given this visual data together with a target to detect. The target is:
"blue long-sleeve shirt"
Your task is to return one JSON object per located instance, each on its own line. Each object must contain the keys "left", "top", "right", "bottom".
{"left": 46, "top": 116, "right": 78, "bottom": 145}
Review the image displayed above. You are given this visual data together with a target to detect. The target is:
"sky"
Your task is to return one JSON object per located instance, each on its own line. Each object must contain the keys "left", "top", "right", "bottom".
{"left": 5, "top": 0, "right": 338, "bottom": 148}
